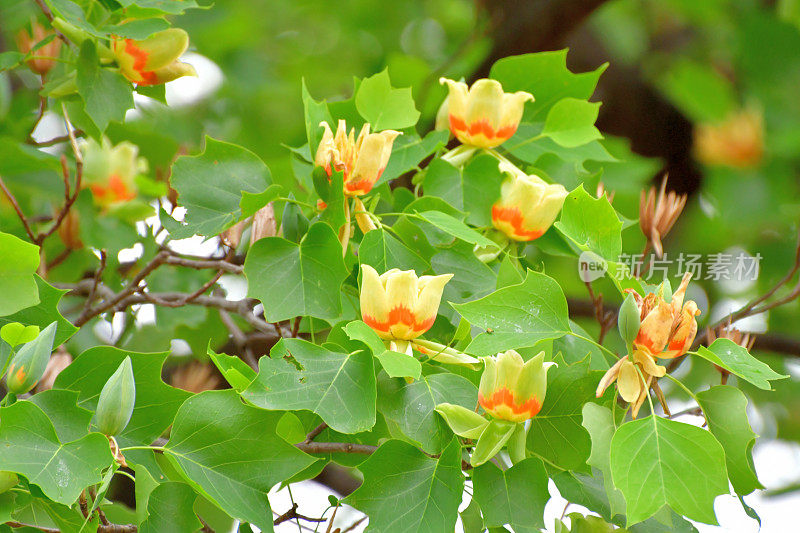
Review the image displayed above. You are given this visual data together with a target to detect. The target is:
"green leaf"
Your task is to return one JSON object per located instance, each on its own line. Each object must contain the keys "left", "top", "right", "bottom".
{"left": 0, "top": 323, "right": 39, "bottom": 347}
{"left": 139, "top": 482, "right": 200, "bottom": 533}
{"left": 170, "top": 137, "right": 272, "bottom": 238}
{"left": 0, "top": 276, "right": 79, "bottom": 345}
{"left": 696, "top": 386, "right": 763, "bottom": 495}
{"left": 239, "top": 183, "right": 283, "bottom": 218}
{"left": 359, "top": 228, "right": 430, "bottom": 273}
{"left": 207, "top": 347, "right": 256, "bottom": 392}
{"left": 355, "top": 69, "right": 420, "bottom": 130}
{"left": 471, "top": 419, "right": 517, "bottom": 467}
{"left": 375, "top": 350, "right": 422, "bottom": 379}
{"left": 301, "top": 79, "right": 333, "bottom": 155}
{"left": 528, "top": 356, "right": 603, "bottom": 471}
{"left": 165, "top": 390, "right": 316, "bottom": 532}
{"left": 581, "top": 404, "right": 626, "bottom": 518}
{"left": 473, "top": 457, "right": 550, "bottom": 532}
{"left": 27, "top": 390, "right": 93, "bottom": 443}
{"left": 242, "top": 338, "right": 376, "bottom": 434}
{"left": 432, "top": 242, "right": 496, "bottom": 320}
{"left": 505, "top": 125, "right": 617, "bottom": 172}
{"left": 244, "top": 222, "right": 348, "bottom": 322}
{"left": 552, "top": 471, "right": 613, "bottom": 524}
{"left": 76, "top": 41, "right": 133, "bottom": 133}
{"left": 610, "top": 416, "right": 728, "bottom": 525}
{"left": 115, "top": 0, "right": 199, "bottom": 14}
{"left": 54, "top": 346, "right": 191, "bottom": 447}
{"left": 460, "top": 497, "right": 484, "bottom": 533}
{"left": 344, "top": 438, "right": 463, "bottom": 533}
{"left": 0, "top": 232, "right": 40, "bottom": 316}
{"left": 454, "top": 270, "right": 571, "bottom": 355}
{"left": 490, "top": 50, "right": 607, "bottom": 121}
{"left": 0, "top": 401, "right": 113, "bottom": 505}
{"left": 377, "top": 372, "right": 477, "bottom": 454}
{"left": 694, "top": 339, "right": 788, "bottom": 390}
{"left": 101, "top": 18, "right": 170, "bottom": 39}
{"left": 0, "top": 51, "right": 24, "bottom": 71}
{"left": 379, "top": 130, "right": 449, "bottom": 184}
{"left": 415, "top": 210, "right": 498, "bottom": 249}
{"left": 555, "top": 186, "right": 622, "bottom": 261}
{"left": 542, "top": 98, "right": 602, "bottom": 148}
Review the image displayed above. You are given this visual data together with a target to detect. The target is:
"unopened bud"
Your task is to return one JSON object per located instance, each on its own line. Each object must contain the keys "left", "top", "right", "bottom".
{"left": 95, "top": 357, "right": 136, "bottom": 436}
{"left": 57, "top": 209, "right": 83, "bottom": 249}
{"left": 617, "top": 293, "right": 641, "bottom": 347}
{"left": 16, "top": 21, "right": 61, "bottom": 76}
{"left": 5, "top": 322, "right": 57, "bottom": 395}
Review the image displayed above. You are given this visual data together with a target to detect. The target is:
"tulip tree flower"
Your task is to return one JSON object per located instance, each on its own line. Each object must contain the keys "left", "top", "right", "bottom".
{"left": 436, "top": 350, "right": 555, "bottom": 466}
{"left": 314, "top": 120, "right": 401, "bottom": 197}
{"left": 112, "top": 28, "right": 196, "bottom": 86}
{"left": 596, "top": 273, "right": 701, "bottom": 417}
{"left": 491, "top": 161, "right": 568, "bottom": 241}
{"left": 16, "top": 21, "right": 61, "bottom": 77}
{"left": 439, "top": 77, "right": 533, "bottom": 149}
{"left": 359, "top": 265, "right": 477, "bottom": 367}
{"left": 80, "top": 138, "right": 147, "bottom": 207}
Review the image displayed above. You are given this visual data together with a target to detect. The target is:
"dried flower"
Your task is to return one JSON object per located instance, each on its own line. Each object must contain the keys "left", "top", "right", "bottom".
{"left": 639, "top": 176, "right": 686, "bottom": 258}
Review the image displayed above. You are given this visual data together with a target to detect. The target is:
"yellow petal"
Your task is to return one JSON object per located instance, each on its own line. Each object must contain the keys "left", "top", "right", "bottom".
{"left": 633, "top": 350, "right": 666, "bottom": 377}
{"left": 413, "top": 273, "right": 453, "bottom": 332}
{"left": 596, "top": 357, "right": 624, "bottom": 398}
{"left": 617, "top": 360, "right": 642, "bottom": 403}
{"left": 360, "top": 264, "right": 390, "bottom": 338}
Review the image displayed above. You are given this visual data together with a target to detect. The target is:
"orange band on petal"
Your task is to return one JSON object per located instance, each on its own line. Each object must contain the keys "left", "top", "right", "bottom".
{"left": 479, "top": 388, "right": 541, "bottom": 418}
{"left": 124, "top": 39, "right": 159, "bottom": 85}
{"left": 362, "top": 305, "right": 436, "bottom": 335}
{"left": 491, "top": 205, "right": 544, "bottom": 241}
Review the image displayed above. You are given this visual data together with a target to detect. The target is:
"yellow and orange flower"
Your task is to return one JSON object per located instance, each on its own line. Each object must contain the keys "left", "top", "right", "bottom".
{"left": 359, "top": 264, "right": 451, "bottom": 341}
{"left": 80, "top": 138, "right": 147, "bottom": 207}
{"left": 314, "top": 120, "right": 401, "bottom": 197}
{"left": 478, "top": 350, "right": 554, "bottom": 423}
{"left": 491, "top": 161, "right": 568, "bottom": 241}
{"left": 627, "top": 272, "right": 701, "bottom": 359}
{"left": 439, "top": 78, "right": 533, "bottom": 149}
{"left": 16, "top": 21, "right": 61, "bottom": 77}
{"left": 694, "top": 108, "right": 764, "bottom": 169}
{"left": 111, "top": 28, "right": 196, "bottom": 86}
{"left": 596, "top": 350, "right": 666, "bottom": 418}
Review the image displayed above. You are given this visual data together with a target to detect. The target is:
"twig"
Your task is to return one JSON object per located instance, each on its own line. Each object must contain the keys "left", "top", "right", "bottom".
{"left": 304, "top": 422, "right": 328, "bottom": 444}
{"left": 273, "top": 503, "right": 326, "bottom": 526}
{"left": 340, "top": 516, "right": 368, "bottom": 533}
{"left": 296, "top": 442, "right": 377, "bottom": 455}
{"left": 198, "top": 516, "right": 215, "bottom": 533}
{"left": 142, "top": 268, "right": 224, "bottom": 308}
{"left": 217, "top": 303, "right": 258, "bottom": 369}
{"left": 26, "top": 131, "right": 84, "bottom": 147}
{"left": 46, "top": 248, "right": 71, "bottom": 270}
{"left": 163, "top": 254, "right": 243, "bottom": 274}
{"left": 292, "top": 316, "right": 302, "bottom": 337}
{"left": 0, "top": 175, "right": 38, "bottom": 242}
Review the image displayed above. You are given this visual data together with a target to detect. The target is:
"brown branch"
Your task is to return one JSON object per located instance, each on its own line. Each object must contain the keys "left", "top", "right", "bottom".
{"left": 296, "top": 442, "right": 377, "bottom": 455}
{"left": 26, "top": 131, "right": 84, "bottom": 148}
{"left": 341, "top": 516, "right": 368, "bottom": 533}
{"left": 273, "top": 503, "right": 326, "bottom": 526}
{"left": 304, "top": 422, "right": 328, "bottom": 444}
{"left": 0, "top": 175, "right": 38, "bottom": 242}
{"left": 162, "top": 255, "right": 243, "bottom": 274}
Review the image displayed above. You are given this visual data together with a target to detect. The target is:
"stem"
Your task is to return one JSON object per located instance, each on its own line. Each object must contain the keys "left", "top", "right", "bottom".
{"left": 634, "top": 365, "right": 655, "bottom": 416}
{"left": 663, "top": 373, "right": 699, "bottom": 404}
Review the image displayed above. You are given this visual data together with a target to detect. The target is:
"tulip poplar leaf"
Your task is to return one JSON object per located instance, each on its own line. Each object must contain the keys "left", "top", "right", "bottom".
{"left": 359, "top": 227, "right": 430, "bottom": 273}
{"left": 541, "top": 98, "right": 603, "bottom": 148}
{"left": 116, "top": 0, "right": 200, "bottom": 15}
{"left": 208, "top": 346, "right": 257, "bottom": 392}
{"left": 697, "top": 386, "right": 763, "bottom": 495}
{"left": 344, "top": 438, "right": 463, "bottom": 533}
{"left": 555, "top": 186, "right": 623, "bottom": 261}
{"left": 490, "top": 50, "right": 607, "bottom": 122}
{"left": 170, "top": 136, "right": 272, "bottom": 238}
{"left": 581, "top": 403, "right": 626, "bottom": 517}
{"left": 27, "top": 390, "right": 94, "bottom": 443}
{"left": 301, "top": 79, "right": 334, "bottom": 155}
{"left": 242, "top": 338, "right": 377, "bottom": 434}
{"left": 244, "top": 222, "right": 348, "bottom": 322}
{"left": 609, "top": 415, "right": 729, "bottom": 525}
{"left": 54, "top": 346, "right": 191, "bottom": 447}
{"left": 139, "top": 482, "right": 201, "bottom": 533}
{"left": 379, "top": 130, "right": 449, "bottom": 184}
{"left": 472, "top": 457, "right": 550, "bottom": 532}
{"left": 695, "top": 339, "right": 788, "bottom": 390}
{"left": 377, "top": 372, "right": 477, "bottom": 454}
{"left": 416, "top": 210, "right": 498, "bottom": 249}
{"left": 551, "top": 471, "right": 613, "bottom": 523}
{"left": 0, "top": 276, "right": 77, "bottom": 345}
{"left": 355, "top": 69, "right": 420, "bottom": 130}
{"left": 528, "top": 356, "right": 605, "bottom": 471}
{"left": 76, "top": 41, "right": 134, "bottom": 133}
{"left": 0, "top": 232, "right": 40, "bottom": 316}
{"left": 165, "top": 390, "right": 317, "bottom": 532}
{"left": 454, "top": 270, "right": 570, "bottom": 355}
{"left": 0, "top": 401, "right": 113, "bottom": 506}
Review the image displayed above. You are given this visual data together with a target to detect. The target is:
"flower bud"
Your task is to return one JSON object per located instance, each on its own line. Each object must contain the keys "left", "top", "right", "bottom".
{"left": 0, "top": 472, "right": 18, "bottom": 494}
{"left": 250, "top": 203, "right": 277, "bottom": 245}
{"left": 80, "top": 138, "right": 146, "bottom": 207}
{"left": 359, "top": 264, "right": 452, "bottom": 341}
{"left": 95, "top": 357, "right": 136, "bottom": 436}
{"left": 491, "top": 162, "right": 567, "bottom": 241}
{"left": 478, "top": 350, "right": 555, "bottom": 423}
{"left": 314, "top": 120, "right": 401, "bottom": 197}
{"left": 111, "top": 28, "right": 196, "bottom": 86}
{"left": 57, "top": 209, "right": 83, "bottom": 249}
{"left": 617, "top": 292, "right": 641, "bottom": 347}
{"left": 439, "top": 78, "right": 533, "bottom": 149}
{"left": 5, "top": 322, "right": 57, "bottom": 395}
{"left": 16, "top": 21, "right": 61, "bottom": 76}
